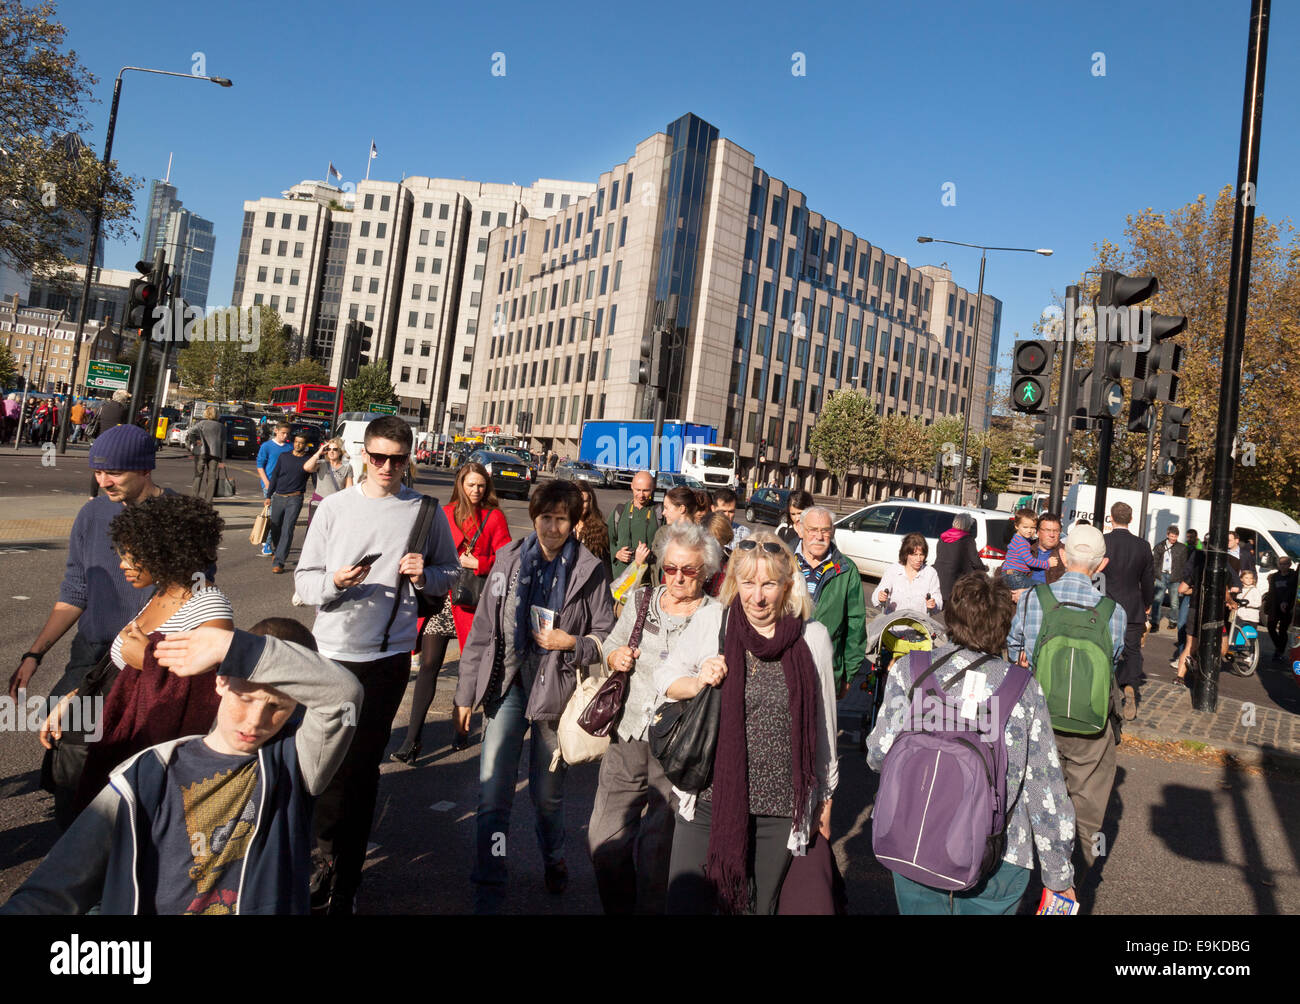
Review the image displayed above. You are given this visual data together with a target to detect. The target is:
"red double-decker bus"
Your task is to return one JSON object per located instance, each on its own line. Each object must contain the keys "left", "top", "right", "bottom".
{"left": 269, "top": 384, "right": 340, "bottom": 421}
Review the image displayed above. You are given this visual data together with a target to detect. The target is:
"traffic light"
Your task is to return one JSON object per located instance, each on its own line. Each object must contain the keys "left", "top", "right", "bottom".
{"left": 1089, "top": 269, "right": 1156, "bottom": 418}
{"left": 340, "top": 320, "right": 360, "bottom": 380}
{"left": 632, "top": 329, "right": 654, "bottom": 385}
{"left": 652, "top": 328, "right": 672, "bottom": 390}
{"left": 357, "top": 322, "right": 373, "bottom": 363}
{"left": 1158, "top": 405, "right": 1191, "bottom": 474}
{"left": 1031, "top": 414, "right": 1054, "bottom": 455}
{"left": 1011, "top": 339, "right": 1053, "bottom": 414}
{"left": 1143, "top": 339, "right": 1185, "bottom": 405}
{"left": 126, "top": 259, "right": 161, "bottom": 331}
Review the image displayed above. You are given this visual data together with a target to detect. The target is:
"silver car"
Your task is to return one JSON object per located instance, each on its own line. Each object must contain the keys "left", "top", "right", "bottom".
{"left": 556, "top": 461, "right": 607, "bottom": 487}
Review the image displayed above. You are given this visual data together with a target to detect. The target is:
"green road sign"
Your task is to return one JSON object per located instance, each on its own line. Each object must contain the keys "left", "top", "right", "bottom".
{"left": 86, "top": 360, "right": 131, "bottom": 391}
{"left": 368, "top": 403, "right": 398, "bottom": 415}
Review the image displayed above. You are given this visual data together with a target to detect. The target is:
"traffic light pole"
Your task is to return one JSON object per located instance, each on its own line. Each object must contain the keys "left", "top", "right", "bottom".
{"left": 1093, "top": 416, "right": 1113, "bottom": 528}
{"left": 152, "top": 272, "right": 182, "bottom": 425}
{"left": 1195, "top": 0, "right": 1271, "bottom": 713}
{"left": 955, "top": 251, "right": 986, "bottom": 507}
{"left": 1137, "top": 410, "right": 1157, "bottom": 537}
{"left": 1048, "top": 285, "right": 1079, "bottom": 515}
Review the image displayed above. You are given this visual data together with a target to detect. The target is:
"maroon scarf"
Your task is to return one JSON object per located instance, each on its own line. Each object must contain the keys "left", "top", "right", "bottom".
{"left": 706, "top": 597, "right": 818, "bottom": 914}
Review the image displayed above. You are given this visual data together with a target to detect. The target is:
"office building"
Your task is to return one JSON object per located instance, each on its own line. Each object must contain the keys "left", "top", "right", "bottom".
{"left": 470, "top": 113, "right": 1002, "bottom": 500}
{"left": 230, "top": 177, "right": 594, "bottom": 426}
{"left": 140, "top": 178, "right": 216, "bottom": 309}
{"left": 1, "top": 296, "right": 115, "bottom": 393}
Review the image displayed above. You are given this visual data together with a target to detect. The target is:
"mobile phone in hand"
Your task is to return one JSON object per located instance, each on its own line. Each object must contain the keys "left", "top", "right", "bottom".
{"left": 354, "top": 552, "right": 382, "bottom": 568}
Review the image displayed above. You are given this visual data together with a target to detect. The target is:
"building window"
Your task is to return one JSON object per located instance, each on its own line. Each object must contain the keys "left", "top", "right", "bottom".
{"left": 415, "top": 257, "right": 425, "bottom": 273}
{"left": 419, "top": 230, "right": 429, "bottom": 246}
{"left": 280, "top": 213, "right": 291, "bottom": 229}
{"left": 261, "top": 238, "right": 271, "bottom": 254}
{"left": 360, "top": 221, "right": 370, "bottom": 237}
{"left": 368, "top": 278, "right": 379, "bottom": 294}
{"left": 352, "top": 276, "right": 362, "bottom": 292}
{"left": 372, "top": 250, "right": 383, "bottom": 266}
{"left": 435, "top": 231, "right": 446, "bottom": 247}
{"left": 257, "top": 266, "right": 267, "bottom": 282}
{"left": 356, "top": 249, "right": 366, "bottom": 264}
{"left": 273, "top": 268, "right": 284, "bottom": 284}
{"left": 376, "top": 222, "right": 387, "bottom": 239}
{"left": 412, "top": 284, "right": 422, "bottom": 299}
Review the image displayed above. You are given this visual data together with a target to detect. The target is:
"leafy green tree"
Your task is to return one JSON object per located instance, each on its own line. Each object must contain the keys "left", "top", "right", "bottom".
{"left": 0, "top": 342, "right": 16, "bottom": 387}
{"left": 255, "top": 358, "right": 328, "bottom": 400}
{"left": 876, "top": 414, "right": 934, "bottom": 497}
{"left": 342, "top": 363, "right": 398, "bottom": 412}
{"left": 0, "top": 1, "right": 136, "bottom": 278}
{"left": 176, "top": 305, "right": 287, "bottom": 400}
{"left": 809, "top": 389, "right": 880, "bottom": 511}
{"left": 926, "top": 416, "right": 966, "bottom": 500}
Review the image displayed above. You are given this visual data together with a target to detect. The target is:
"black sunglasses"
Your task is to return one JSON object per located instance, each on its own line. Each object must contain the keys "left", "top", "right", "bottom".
{"left": 367, "top": 450, "right": 409, "bottom": 468}
{"left": 736, "top": 540, "right": 784, "bottom": 555}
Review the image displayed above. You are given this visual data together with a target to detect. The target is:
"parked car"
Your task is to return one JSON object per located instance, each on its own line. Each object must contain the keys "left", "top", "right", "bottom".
{"left": 653, "top": 471, "right": 705, "bottom": 504}
{"left": 469, "top": 449, "right": 532, "bottom": 500}
{"left": 168, "top": 420, "right": 191, "bottom": 447}
{"left": 833, "top": 501, "right": 1015, "bottom": 579}
{"left": 218, "top": 415, "right": 260, "bottom": 460}
{"left": 745, "top": 486, "right": 793, "bottom": 526}
{"left": 555, "top": 460, "right": 608, "bottom": 488}
{"left": 495, "top": 445, "right": 541, "bottom": 481}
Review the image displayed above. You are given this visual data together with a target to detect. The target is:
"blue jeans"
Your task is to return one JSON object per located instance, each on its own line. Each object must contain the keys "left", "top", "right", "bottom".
{"left": 472, "top": 680, "right": 567, "bottom": 913}
{"left": 1152, "top": 573, "right": 1174, "bottom": 626}
{"left": 892, "top": 857, "right": 1032, "bottom": 915}
{"left": 1175, "top": 593, "right": 1192, "bottom": 652}
{"left": 269, "top": 492, "right": 304, "bottom": 566}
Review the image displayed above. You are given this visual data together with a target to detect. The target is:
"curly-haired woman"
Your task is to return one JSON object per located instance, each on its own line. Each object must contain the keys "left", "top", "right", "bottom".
{"left": 67, "top": 494, "right": 234, "bottom": 816}
{"left": 392, "top": 461, "right": 510, "bottom": 763}
{"left": 575, "top": 483, "right": 611, "bottom": 576}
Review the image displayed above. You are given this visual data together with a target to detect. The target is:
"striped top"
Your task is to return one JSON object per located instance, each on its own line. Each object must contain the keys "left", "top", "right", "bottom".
{"left": 110, "top": 587, "right": 234, "bottom": 670}
{"left": 1003, "top": 533, "right": 1052, "bottom": 576}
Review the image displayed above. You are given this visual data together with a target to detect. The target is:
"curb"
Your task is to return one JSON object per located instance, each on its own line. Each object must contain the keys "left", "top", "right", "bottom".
{"left": 1124, "top": 722, "right": 1300, "bottom": 776}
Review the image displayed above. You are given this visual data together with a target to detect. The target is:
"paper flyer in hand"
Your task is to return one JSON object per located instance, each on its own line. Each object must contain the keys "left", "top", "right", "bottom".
{"left": 1037, "top": 889, "right": 1079, "bottom": 915}
{"left": 530, "top": 606, "right": 556, "bottom": 633}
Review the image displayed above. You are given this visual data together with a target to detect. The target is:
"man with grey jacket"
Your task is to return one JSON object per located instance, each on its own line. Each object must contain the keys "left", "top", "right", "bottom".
{"left": 187, "top": 405, "right": 228, "bottom": 503}
{"left": 1150, "top": 525, "right": 1188, "bottom": 631}
{"left": 295, "top": 415, "right": 460, "bottom": 914}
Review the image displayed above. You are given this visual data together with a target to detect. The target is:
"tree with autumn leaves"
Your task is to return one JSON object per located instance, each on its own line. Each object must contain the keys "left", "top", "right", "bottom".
{"left": 1061, "top": 186, "right": 1300, "bottom": 519}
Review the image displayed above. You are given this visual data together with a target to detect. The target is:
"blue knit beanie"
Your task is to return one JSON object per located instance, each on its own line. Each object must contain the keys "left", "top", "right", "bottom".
{"left": 88, "top": 424, "right": 156, "bottom": 471}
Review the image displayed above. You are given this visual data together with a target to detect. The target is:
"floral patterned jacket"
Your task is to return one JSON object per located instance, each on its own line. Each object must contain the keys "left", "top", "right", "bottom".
{"left": 865, "top": 643, "right": 1076, "bottom": 892}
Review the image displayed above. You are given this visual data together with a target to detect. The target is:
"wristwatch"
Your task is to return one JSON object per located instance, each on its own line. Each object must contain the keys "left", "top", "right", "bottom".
{"left": 21, "top": 650, "right": 43, "bottom": 665}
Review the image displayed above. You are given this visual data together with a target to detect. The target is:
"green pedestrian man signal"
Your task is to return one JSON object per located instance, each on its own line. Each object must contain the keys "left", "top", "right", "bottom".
{"left": 1020, "top": 383, "right": 1038, "bottom": 405}
{"left": 1011, "top": 339, "right": 1053, "bottom": 415}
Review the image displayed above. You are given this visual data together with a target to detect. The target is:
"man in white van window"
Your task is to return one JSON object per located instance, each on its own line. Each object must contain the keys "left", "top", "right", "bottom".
{"left": 294, "top": 416, "right": 460, "bottom": 914}
{"left": 1150, "top": 526, "right": 1187, "bottom": 632}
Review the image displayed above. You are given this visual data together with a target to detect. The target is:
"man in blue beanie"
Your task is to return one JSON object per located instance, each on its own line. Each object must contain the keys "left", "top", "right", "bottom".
{"left": 8, "top": 424, "right": 180, "bottom": 830}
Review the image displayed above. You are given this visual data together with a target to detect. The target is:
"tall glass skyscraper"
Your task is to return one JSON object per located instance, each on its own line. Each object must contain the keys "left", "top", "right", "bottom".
{"left": 140, "top": 178, "right": 215, "bottom": 309}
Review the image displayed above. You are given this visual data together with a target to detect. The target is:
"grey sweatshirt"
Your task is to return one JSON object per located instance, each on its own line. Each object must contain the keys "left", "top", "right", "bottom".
{"left": 186, "top": 418, "right": 227, "bottom": 460}
{"left": 294, "top": 485, "right": 460, "bottom": 661}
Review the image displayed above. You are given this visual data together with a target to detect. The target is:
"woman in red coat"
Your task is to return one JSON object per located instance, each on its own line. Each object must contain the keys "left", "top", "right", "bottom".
{"left": 392, "top": 462, "right": 510, "bottom": 763}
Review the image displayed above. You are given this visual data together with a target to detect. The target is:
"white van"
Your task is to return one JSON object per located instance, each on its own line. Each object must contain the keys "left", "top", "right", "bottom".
{"left": 1063, "top": 483, "right": 1300, "bottom": 577}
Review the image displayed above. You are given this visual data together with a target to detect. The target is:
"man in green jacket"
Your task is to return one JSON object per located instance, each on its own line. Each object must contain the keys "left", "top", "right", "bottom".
{"left": 607, "top": 470, "right": 663, "bottom": 578}
{"left": 796, "top": 506, "right": 866, "bottom": 697}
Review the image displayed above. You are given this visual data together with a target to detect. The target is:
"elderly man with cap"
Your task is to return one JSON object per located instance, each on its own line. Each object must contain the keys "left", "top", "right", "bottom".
{"left": 1006, "top": 523, "right": 1126, "bottom": 885}
{"left": 7, "top": 424, "right": 201, "bottom": 830}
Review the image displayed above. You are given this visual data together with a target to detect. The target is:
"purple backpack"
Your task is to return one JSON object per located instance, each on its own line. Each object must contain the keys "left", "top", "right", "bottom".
{"left": 872, "top": 649, "right": 1030, "bottom": 892}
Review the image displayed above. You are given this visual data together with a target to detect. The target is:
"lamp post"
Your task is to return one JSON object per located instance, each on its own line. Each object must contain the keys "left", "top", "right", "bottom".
{"left": 56, "top": 66, "right": 232, "bottom": 453}
{"left": 916, "top": 236, "right": 1052, "bottom": 506}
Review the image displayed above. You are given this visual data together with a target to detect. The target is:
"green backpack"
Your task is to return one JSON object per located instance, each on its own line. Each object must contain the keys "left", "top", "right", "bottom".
{"left": 1030, "top": 584, "right": 1116, "bottom": 735}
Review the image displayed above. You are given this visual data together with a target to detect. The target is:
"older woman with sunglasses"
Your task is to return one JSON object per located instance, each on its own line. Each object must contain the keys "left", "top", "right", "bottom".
{"left": 585, "top": 521, "right": 722, "bottom": 914}
{"left": 655, "top": 531, "right": 839, "bottom": 915}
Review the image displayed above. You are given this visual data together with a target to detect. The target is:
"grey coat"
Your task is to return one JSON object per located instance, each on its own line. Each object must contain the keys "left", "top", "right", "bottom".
{"left": 186, "top": 418, "right": 227, "bottom": 461}
{"left": 455, "top": 537, "right": 615, "bottom": 721}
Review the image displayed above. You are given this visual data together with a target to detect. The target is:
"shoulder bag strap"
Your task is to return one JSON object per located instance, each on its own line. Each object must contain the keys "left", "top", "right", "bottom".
{"left": 381, "top": 495, "right": 435, "bottom": 652}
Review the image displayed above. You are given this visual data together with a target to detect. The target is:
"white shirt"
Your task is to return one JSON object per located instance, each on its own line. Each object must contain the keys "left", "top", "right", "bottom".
{"left": 874, "top": 562, "right": 943, "bottom": 613}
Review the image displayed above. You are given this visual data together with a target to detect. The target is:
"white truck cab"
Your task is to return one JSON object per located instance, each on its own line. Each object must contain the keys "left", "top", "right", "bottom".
{"left": 681, "top": 442, "right": 738, "bottom": 491}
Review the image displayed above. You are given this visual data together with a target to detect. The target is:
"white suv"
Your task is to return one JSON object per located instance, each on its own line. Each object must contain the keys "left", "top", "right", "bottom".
{"left": 833, "top": 501, "right": 1015, "bottom": 578}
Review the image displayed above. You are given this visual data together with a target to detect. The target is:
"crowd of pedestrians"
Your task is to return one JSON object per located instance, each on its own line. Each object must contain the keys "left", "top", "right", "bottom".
{"left": 4, "top": 431, "right": 1295, "bottom": 916}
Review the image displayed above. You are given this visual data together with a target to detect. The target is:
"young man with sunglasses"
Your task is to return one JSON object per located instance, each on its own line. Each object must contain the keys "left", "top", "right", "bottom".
{"left": 294, "top": 416, "right": 460, "bottom": 914}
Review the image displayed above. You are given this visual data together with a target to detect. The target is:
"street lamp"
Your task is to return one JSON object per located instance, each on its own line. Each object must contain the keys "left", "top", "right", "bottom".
{"left": 57, "top": 66, "right": 233, "bottom": 453}
{"left": 916, "top": 236, "right": 1053, "bottom": 506}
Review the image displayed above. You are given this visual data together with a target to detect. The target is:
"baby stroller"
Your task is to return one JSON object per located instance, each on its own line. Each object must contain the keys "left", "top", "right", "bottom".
{"left": 838, "top": 608, "right": 947, "bottom": 752}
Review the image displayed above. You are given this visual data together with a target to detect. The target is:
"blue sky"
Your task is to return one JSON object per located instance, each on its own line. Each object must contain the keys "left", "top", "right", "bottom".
{"left": 56, "top": 0, "right": 1298, "bottom": 372}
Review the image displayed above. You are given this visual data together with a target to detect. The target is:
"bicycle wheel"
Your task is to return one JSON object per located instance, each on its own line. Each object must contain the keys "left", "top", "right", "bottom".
{"left": 1235, "top": 634, "right": 1259, "bottom": 676}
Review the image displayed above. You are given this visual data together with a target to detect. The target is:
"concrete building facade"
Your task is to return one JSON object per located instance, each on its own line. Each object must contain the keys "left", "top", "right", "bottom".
{"left": 470, "top": 113, "right": 1002, "bottom": 500}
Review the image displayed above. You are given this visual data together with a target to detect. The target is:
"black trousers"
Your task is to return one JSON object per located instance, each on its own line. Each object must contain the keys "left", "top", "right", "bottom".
{"left": 1268, "top": 607, "right": 1294, "bottom": 656}
{"left": 665, "top": 797, "right": 792, "bottom": 915}
{"left": 40, "top": 634, "right": 113, "bottom": 831}
{"left": 312, "top": 651, "right": 411, "bottom": 906}
{"left": 1116, "top": 618, "right": 1145, "bottom": 690}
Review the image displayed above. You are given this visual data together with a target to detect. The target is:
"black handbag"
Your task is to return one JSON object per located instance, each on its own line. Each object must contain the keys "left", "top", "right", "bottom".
{"left": 450, "top": 518, "right": 488, "bottom": 608}
{"left": 649, "top": 611, "right": 726, "bottom": 791}
{"left": 39, "top": 649, "right": 121, "bottom": 797}
{"left": 579, "top": 585, "right": 653, "bottom": 737}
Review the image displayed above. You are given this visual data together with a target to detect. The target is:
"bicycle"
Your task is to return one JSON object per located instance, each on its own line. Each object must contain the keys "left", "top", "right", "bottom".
{"left": 1222, "top": 603, "right": 1260, "bottom": 677}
